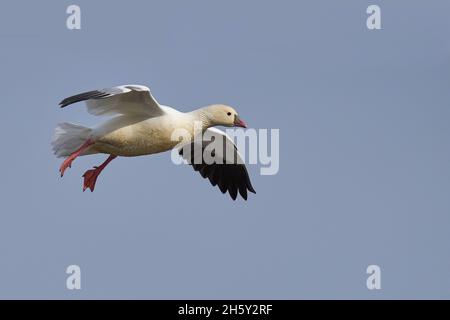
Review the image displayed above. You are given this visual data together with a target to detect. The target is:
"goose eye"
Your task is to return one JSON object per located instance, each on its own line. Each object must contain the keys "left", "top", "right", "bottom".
{"left": 227, "top": 112, "right": 232, "bottom": 116}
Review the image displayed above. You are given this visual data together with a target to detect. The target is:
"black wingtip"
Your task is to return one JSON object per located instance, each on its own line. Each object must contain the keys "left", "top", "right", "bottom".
{"left": 229, "top": 185, "right": 238, "bottom": 200}
{"left": 58, "top": 90, "right": 110, "bottom": 108}
{"left": 246, "top": 180, "right": 256, "bottom": 194}
{"left": 179, "top": 139, "right": 256, "bottom": 201}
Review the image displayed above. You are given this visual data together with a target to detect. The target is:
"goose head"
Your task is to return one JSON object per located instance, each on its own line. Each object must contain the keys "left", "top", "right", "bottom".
{"left": 202, "top": 104, "right": 247, "bottom": 128}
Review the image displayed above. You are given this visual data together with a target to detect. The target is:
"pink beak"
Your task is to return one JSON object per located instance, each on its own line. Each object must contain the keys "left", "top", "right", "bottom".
{"left": 234, "top": 116, "right": 247, "bottom": 128}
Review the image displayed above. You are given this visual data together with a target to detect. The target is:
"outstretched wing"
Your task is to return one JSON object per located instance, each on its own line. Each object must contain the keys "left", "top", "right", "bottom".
{"left": 178, "top": 128, "right": 256, "bottom": 201}
{"left": 59, "top": 84, "right": 165, "bottom": 117}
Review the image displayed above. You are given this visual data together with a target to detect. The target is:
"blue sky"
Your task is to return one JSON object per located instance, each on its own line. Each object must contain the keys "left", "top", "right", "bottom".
{"left": 0, "top": 0, "right": 450, "bottom": 298}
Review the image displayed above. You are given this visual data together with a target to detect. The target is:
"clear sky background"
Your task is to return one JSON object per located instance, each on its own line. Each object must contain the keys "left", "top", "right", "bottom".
{"left": 0, "top": 0, "right": 450, "bottom": 299}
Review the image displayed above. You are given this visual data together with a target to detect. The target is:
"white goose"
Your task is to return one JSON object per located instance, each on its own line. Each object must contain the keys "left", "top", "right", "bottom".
{"left": 52, "top": 84, "right": 255, "bottom": 200}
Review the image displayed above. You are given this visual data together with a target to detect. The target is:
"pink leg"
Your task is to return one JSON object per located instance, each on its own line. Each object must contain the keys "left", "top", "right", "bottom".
{"left": 59, "top": 139, "right": 95, "bottom": 177}
{"left": 82, "top": 155, "right": 117, "bottom": 192}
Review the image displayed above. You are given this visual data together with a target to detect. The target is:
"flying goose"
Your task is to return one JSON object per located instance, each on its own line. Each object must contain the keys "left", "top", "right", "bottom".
{"left": 52, "top": 85, "right": 255, "bottom": 200}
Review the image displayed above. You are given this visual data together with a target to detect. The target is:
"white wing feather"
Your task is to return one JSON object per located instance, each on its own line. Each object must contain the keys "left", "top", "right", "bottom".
{"left": 59, "top": 84, "right": 165, "bottom": 117}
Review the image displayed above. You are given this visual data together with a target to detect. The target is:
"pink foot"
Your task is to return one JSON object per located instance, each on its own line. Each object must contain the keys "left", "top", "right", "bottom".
{"left": 59, "top": 139, "right": 95, "bottom": 177}
{"left": 82, "top": 155, "right": 117, "bottom": 192}
{"left": 82, "top": 167, "right": 102, "bottom": 192}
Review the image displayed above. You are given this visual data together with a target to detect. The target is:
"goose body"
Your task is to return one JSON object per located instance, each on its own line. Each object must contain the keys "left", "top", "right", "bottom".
{"left": 52, "top": 84, "right": 255, "bottom": 200}
{"left": 91, "top": 107, "right": 191, "bottom": 157}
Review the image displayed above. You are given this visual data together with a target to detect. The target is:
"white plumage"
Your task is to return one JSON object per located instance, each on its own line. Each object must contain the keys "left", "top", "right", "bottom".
{"left": 52, "top": 84, "right": 255, "bottom": 200}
